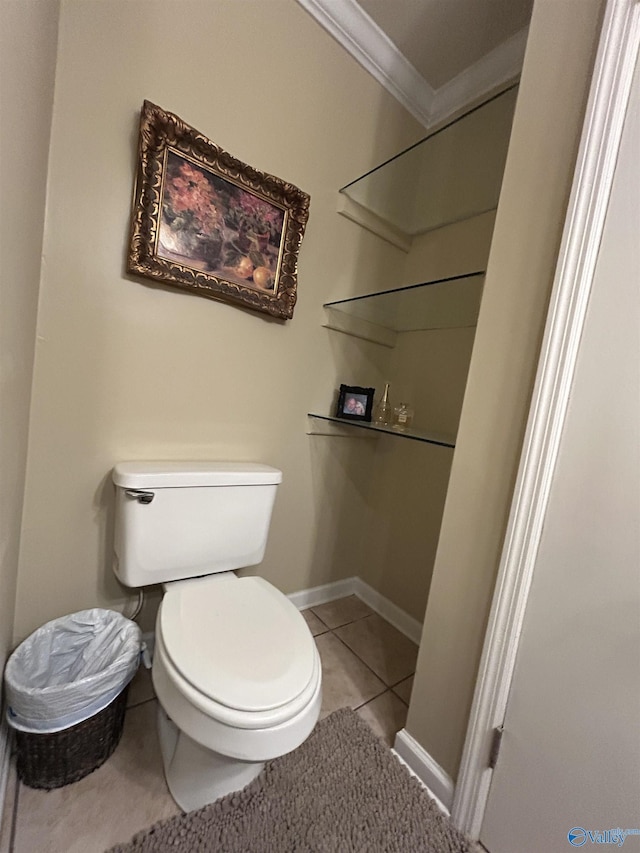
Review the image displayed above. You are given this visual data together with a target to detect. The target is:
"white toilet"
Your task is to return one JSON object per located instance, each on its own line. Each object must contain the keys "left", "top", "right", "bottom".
{"left": 111, "top": 461, "right": 322, "bottom": 812}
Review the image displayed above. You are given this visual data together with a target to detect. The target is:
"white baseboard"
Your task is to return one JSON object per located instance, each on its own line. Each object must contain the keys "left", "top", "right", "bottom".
{"left": 394, "top": 728, "right": 454, "bottom": 812}
{"left": 392, "top": 748, "right": 450, "bottom": 816}
{"left": 287, "top": 577, "right": 358, "bottom": 610}
{"left": 351, "top": 578, "right": 423, "bottom": 645}
{"left": 287, "top": 576, "right": 423, "bottom": 644}
{"left": 0, "top": 715, "right": 11, "bottom": 834}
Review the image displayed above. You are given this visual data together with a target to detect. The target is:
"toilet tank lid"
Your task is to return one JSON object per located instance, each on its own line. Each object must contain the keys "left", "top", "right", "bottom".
{"left": 112, "top": 461, "right": 283, "bottom": 488}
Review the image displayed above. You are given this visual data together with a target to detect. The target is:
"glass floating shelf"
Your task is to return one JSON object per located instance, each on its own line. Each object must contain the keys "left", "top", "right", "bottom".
{"left": 339, "top": 85, "right": 519, "bottom": 238}
{"left": 323, "top": 272, "right": 485, "bottom": 347}
{"left": 307, "top": 414, "right": 455, "bottom": 448}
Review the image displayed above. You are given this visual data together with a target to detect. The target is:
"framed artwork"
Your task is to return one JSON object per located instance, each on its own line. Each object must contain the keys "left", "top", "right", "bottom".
{"left": 335, "top": 385, "right": 375, "bottom": 422}
{"left": 127, "top": 101, "right": 310, "bottom": 320}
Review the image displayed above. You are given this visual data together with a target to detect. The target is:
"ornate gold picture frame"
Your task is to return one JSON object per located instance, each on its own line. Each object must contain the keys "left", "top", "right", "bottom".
{"left": 128, "top": 101, "right": 310, "bottom": 320}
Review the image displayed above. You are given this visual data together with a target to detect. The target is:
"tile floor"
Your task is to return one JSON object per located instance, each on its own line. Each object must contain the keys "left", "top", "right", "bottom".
{"left": 0, "top": 595, "right": 418, "bottom": 853}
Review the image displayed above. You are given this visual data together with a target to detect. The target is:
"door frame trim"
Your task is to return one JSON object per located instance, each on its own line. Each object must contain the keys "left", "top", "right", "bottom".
{"left": 451, "top": 0, "right": 640, "bottom": 837}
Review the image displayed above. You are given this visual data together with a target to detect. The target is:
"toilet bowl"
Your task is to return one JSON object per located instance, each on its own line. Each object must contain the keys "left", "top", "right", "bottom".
{"left": 111, "top": 461, "right": 322, "bottom": 811}
{"left": 151, "top": 574, "right": 322, "bottom": 810}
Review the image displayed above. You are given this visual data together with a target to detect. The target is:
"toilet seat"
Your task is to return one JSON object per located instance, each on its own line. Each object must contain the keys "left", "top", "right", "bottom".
{"left": 158, "top": 575, "right": 318, "bottom": 723}
{"left": 155, "top": 627, "right": 321, "bottom": 731}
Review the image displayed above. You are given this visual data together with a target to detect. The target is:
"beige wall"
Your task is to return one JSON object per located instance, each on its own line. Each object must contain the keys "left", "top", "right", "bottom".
{"left": 406, "top": 0, "right": 604, "bottom": 778}
{"left": 403, "top": 210, "right": 495, "bottom": 287}
{"left": 13, "top": 0, "right": 424, "bottom": 641}
{"left": 358, "top": 212, "right": 495, "bottom": 622}
{"left": 0, "top": 0, "right": 59, "bottom": 669}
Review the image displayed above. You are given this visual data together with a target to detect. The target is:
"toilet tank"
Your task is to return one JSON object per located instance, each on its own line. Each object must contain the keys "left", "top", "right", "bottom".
{"left": 112, "top": 462, "right": 282, "bottom": 587}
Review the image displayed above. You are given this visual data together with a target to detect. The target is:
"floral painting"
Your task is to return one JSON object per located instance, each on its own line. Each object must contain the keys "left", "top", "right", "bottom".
{"left": 158, "top": 152, "right": 285, "bottom": 292}
{"left": 128, "top": 101, "right": 310, "bottom": 320}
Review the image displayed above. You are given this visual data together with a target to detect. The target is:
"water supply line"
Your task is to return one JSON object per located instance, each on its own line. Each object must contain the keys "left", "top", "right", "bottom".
{"left": 122, "top": 588, "right": 144, "bottom": 622}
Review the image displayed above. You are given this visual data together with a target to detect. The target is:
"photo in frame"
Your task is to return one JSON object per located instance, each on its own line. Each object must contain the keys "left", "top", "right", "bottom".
{"left": 335, "top": 385, "right": 375, "bottom": 422}
{"left": 127, "top": 101, "right": 310, "bottom": 320}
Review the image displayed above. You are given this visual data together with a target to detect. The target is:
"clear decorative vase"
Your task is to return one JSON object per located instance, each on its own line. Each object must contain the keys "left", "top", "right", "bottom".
{"left": 373, "top": 383, "right": 393, "bottom": 425}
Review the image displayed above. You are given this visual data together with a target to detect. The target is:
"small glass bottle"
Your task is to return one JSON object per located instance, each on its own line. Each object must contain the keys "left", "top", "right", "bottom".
{"left": 373, "top": 383, "right": 392, "bottom": 425}
{"left": 393, "top": 402, "right": 414, "bottom": 431}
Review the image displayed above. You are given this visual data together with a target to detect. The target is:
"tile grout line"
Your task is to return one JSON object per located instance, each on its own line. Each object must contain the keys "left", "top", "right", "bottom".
{"left": 126, "top": 696, "right": 157, "bottom": 712}
{"left": 329, "top": 628, "right": 398, "bottom": 691}
{"left": 325, "top": 613, "right": 376, "bottom": 632}
{"left": 352, "top": 688, "right": 394, "bottom": 712}
{"left": 306, "top": 605, "right": 375, "bottom": 633}
{"left": 328, "top": 626, "right": 415, "bottom": 692}
{"left": 389, "top": 690, "right": 410, "bottom": 709}
{"left": 389, "top": 673, "right": 415, "bottom": 689}
{"left": 354, "top": 684, "right": 412, "bottom": 713}
{"left": 305, "top": 607, "right": 330, "bottom": 631}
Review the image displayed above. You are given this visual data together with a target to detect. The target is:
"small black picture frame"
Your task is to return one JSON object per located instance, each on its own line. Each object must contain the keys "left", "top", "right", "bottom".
{"left": 336, "top": 385, "right": 375, "bottom": 422}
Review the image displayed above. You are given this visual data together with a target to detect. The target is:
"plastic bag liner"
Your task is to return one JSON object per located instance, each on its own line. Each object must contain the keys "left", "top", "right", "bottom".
{"left": 5, "top": 609, "right": 142, "bottom": 734}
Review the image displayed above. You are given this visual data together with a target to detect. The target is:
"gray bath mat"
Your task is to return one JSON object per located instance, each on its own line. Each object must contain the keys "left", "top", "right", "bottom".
{"left": 107, "top": 708, "right": 476, "bottom": 852}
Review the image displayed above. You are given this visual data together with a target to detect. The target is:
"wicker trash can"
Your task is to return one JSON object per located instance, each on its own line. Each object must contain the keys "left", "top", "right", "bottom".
{"left": 5, "top": 609, "right": 141, "bottom": 790}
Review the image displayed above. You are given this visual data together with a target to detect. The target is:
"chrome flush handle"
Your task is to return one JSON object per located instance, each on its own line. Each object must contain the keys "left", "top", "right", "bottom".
{"left": 124, "top": 489, "right": 155, "bottom": 504}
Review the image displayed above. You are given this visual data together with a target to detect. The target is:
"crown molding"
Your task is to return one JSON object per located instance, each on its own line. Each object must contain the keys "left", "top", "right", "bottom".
{"left": 430, "top": 27, "right": 528, "bottom": 125}
{"left": 295, "top": 0, "right": 434, "bottom": 126}
{"left": 296, "top": 0, "right": 528, "bottom": 129}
